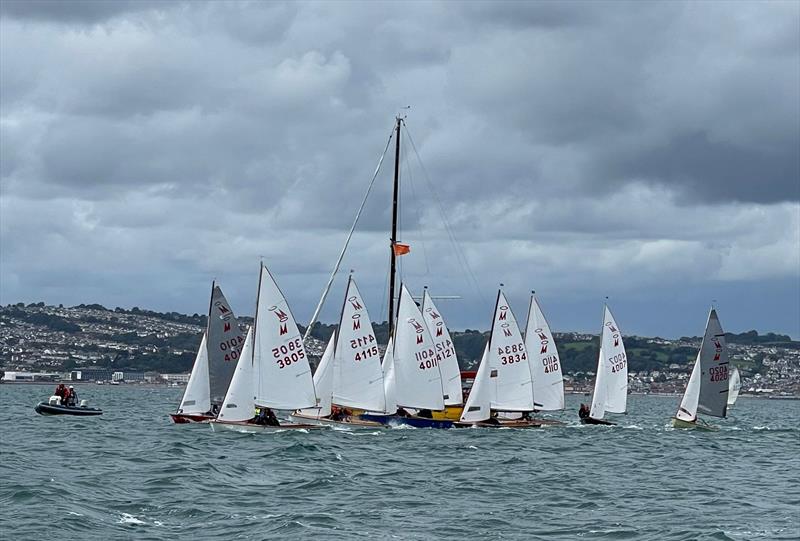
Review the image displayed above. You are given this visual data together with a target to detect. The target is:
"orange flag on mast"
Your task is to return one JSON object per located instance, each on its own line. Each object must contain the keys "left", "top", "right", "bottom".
{"left": 393, "top": 242, "right": 411, "bottom": 256}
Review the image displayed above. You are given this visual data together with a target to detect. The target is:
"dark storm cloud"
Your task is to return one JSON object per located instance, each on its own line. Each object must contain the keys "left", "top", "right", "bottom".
{"left": 1, "top": 0, "right": 798, "bottom": 337}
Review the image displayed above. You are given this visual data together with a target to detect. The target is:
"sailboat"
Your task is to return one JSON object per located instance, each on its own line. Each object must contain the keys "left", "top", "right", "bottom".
{"left": 210, "top": 263, "right": 323, "bottom": 432}
{"left": 360, "top": 284, "right": 454, "bottom": 428}
{"left": 171, "top": 283, "right": 246, "bottom": 423}
{"left": 421, "top": 288, "right": 463, "bottom": 419}
{"left": 456, "top": 289, "right": 543, "bottom": 428}
{"left": 289, "top": 275, "right": 385, "bottom": 427}
{"left": 671, "top": 308, "right": 729, "bottom": 430}
{"left": 580, "top": 304, "right": 628, "bottom": 425}
{"left": 727, "top": 366, "right": 741, "bottom": 407}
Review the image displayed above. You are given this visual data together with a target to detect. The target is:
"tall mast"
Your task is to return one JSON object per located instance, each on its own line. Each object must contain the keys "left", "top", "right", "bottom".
{"left": 388, "top": 115, "right": 402, "bottom": 337}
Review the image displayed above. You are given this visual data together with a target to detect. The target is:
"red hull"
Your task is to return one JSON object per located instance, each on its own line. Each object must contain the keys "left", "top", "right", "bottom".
{"left": 170, "top": 413, "right": 215, "bottom": 424}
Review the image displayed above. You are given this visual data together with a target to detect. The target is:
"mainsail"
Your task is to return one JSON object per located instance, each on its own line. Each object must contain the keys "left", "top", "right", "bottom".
{"left": 524, "top": 293, "right": 564, "bottom": 411}
{"left": 207, "top": 285, "right": 246, "bottom": 405}
{"left": 253, "top": 264, "right": 317, "bottom": 410}
{"left": 332, "top": 276, "right": 385, "bottom": 412}
{"left": 679, "top": 308, "right": 729, "bottom": 419}
{"left": 393, "top": 285, "right": 445, "bottom": 411}
{"left": 589, "top": 305, "right": 628, "bottom": 420}
{"left": 422, "top": 290, "right": 462, "bottom": 406}
{"left": 217, "top": 328, "right": 255, "bottom": 422}
{"left": 488, "top": 291, "right": 534, "bottom": 412}
{"left": 178, "top": 333, "right": 211, "bottom": 415}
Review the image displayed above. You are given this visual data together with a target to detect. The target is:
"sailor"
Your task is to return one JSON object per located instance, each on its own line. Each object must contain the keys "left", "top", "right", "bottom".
{"left": 263, "top": 408, "right": 280, "bottom": 426}
{"left": 417, "top": 409, "right": 433, "bottom": 419}
{"left": 66, "top": 386, "right": 78, "bottom": 407}
{"left": 578, "top": 403, "right": 590, "bottom": 420}
{"left": 54, "top": 384, "right": 67, "bottom": 404}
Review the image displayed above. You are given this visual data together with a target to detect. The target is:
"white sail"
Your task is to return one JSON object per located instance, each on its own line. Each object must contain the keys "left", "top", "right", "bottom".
{"left": 589, "top": 305, "right": 628, "bottom": 419}
{"left": 487, "top": 291, "right": 535, "bottom": 411}
{"left": 524, "top": 294, "right": 564, "bottom": 411}
{"left": 460, "top": 344, "right": 491, "bottom": 422}
{"left": 178, "top": 333, "right": 211, "bottom": 414}
{"left": 382, "top": 338, "right": 397, "bottom": 415}
{"left": 696, "top": 309, "right": 729, "bottom": 418}
{"left": 728, "top": 367, "right": 741, "bottom": 407}
{"left": 422, "top": 290, "right": 462, "bottom": 406}
{"left": 296, "top": 334, "right": 336, "bottom": 418}
{"left": 253, "top": 264, "right": 317, "bottom": 410}
{"left": 676, "top": 351, "right": 702, "bottom": 422}
{"left": 393, "top": 285, "right": 445, "bottom": 411}
{"left": 332, "top": 276, "right": 385, "bottom": 412}
{"left": 217, "top": 328, "right": 255, "bottom": 422}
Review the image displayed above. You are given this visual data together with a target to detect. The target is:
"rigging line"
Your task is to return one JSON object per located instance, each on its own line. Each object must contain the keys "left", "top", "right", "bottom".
{"left": 402, "top": 124, "right": 431, "bottom": 277}
{"left": 403, "top": 125, "right": 487, "bottom": 305}
{"left": 303, "top": 123, "right": 396, "bottom": 343}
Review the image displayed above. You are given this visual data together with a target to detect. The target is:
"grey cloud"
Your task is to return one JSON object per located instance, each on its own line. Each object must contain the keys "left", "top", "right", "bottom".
{"left": 0, "top": 0, "right": 174, "bottom": 24}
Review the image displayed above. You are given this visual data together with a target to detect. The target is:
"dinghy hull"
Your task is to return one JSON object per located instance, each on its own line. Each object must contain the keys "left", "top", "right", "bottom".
{"left": 209, "top": 420, "right": 327, "bottom": 433}
{"left": 170, "top": 413, "right": 215, "bottom": 424}
{"left": 580, "top": 416, "right": 616, "bottom": 425}
{"left": 670, "top": 417, "right": 719, "bottom": 431}
{"left": 453, "top": 419, "right": 543, "bottom": 429}
{"left": 359, "top": 413, "right": 454, "bottom": 429}
{"left": 35, "top": 403, "right": 103, "bottom": 416}
{"left": 288, "top": 413, "right": 384, "bottom": 428}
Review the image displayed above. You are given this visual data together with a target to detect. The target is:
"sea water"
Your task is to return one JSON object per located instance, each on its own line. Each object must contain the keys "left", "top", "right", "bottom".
{"left": 1, "top": 385, "right": 798, "bottom": 540}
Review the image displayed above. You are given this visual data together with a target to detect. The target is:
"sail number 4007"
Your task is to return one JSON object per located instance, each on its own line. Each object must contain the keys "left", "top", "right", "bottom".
{"left": 273, "top": 338, "right": 305, "bottom": 369}
{"left": 609, "top": 352, "right": 626, "bottom": 373}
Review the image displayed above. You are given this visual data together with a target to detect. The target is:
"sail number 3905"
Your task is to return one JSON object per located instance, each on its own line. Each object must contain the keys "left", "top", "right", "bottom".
{"left": 273, "top": 338, "right": 305, "bottom": 369}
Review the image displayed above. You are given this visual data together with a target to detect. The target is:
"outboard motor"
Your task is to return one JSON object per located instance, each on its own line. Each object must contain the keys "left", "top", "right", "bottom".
{"left": 49, "top": 395, "right": 62, "bottom": 406}
{"left": 80, "top": 399, "right": 89, "bottom": 408}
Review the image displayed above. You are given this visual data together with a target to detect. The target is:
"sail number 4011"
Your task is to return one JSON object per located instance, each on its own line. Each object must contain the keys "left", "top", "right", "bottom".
{"left": 273, "top": 338, "right": 305, "bottom": 369}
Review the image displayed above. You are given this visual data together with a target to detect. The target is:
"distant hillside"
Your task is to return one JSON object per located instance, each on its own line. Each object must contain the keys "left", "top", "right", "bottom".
{"left": 1, "top": 302, "right": 796, "bottom": 377}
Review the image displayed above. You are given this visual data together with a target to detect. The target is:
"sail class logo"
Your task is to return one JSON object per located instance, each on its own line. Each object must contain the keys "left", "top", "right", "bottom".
{"left": 409, "top": 318, "right": 425, "bottom": 344}
{"left": 269, "top": 306, "right": 289, "bottom": 335}
{"left": 348, "top": 295, "right": 363, "bottom": 311}
{"left": 606, "top": 322, "right": 620, "bottom": 347}
{"left": 215, "top": 302, "right": 232, "bottom": 320}
{"left": 536, "top": 328, "right": 549, "bottom": 354}
{"left": 435, "top": 322, "right": 444, "bottom": 337}
{"left": 352, "top": 313, "right": 361, "bottom": 330}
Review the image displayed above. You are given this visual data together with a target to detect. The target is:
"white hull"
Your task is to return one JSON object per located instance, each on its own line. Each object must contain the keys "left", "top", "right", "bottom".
{"left": 209, "top": 420, "right": 327, "bottom": 433}
{"left": 288, "top": 413, "right": 384, "bottom": 429}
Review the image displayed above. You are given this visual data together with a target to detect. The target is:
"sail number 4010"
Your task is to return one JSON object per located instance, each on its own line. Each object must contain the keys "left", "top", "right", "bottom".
{"left": 273, "top": 338, "right": 305, "bottom": 369}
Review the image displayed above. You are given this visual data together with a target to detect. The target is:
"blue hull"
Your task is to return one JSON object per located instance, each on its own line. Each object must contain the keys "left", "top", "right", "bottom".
{"left": 359, "top": 413, "right": 453, "bottom": 429}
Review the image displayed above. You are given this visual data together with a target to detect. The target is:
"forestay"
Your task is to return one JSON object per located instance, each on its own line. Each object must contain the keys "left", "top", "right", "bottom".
{"left": 589, "top": 305, "right": 628, "bottom": 420}
{"left": 296, "top": 335, "right": 335, "bottom": 418}
{"left": 253, "top": 264, "right": 317, "bottom": 410}
{"left": 488, "top": 291, "right": 534, "bottom": 412}
{"left": 178, "top": 333, "right": 211, "bottom": 415}
{"left": 460, "top": 345, "right": 491, "bottom": 422}
{"left": 422, "top": 290, "right": 462, "bottom": 406}
{"left": 332, "top": 276, "right": 385, "bottom": 412}
{"left": 206, "top": 285, "right": 247, "bottom": 405}
{"left": 524, "top": 294, "right": 564, "bottom": 411}
{"left": 217, "top": 328, "right": 255, "bottom": 422}
{"left": 393, "top": 285, "right": 445, "bottom": 411}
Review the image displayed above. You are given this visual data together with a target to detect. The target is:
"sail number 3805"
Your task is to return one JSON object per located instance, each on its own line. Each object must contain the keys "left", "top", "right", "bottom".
{"left": 273, "top": 338, "right": 305, "bottom": 369}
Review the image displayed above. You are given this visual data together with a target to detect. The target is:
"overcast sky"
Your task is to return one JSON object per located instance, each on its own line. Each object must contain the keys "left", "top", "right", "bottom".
{"left": 1, "top": 0, "right": 798, "bottom": 339}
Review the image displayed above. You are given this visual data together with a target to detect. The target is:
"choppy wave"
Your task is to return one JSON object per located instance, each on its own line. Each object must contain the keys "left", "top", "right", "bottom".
{"left": 1, "top": 386, "right": 798, "bottom": 540}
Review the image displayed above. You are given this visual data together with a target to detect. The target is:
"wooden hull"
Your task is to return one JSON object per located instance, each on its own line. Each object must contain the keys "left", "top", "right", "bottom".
{"left": 580, "top": 416, "right": 616, "bottom": 425}
{"left": 209, "top": 420, "right": 328, "bottom": 433}
{"left": 288, "top": 413, "right": 384, "bottom": 428}
{"left": 170, "top": 413, "right": 215, "bottom": 424}
{"left": 35, "top": 403, "right": 102, "bottom": 416}
{"left": 359, "top": 413, "right": 454, "bottom": 429}
{"left": 671, "top": 417, "right": 719, "bottom": 431}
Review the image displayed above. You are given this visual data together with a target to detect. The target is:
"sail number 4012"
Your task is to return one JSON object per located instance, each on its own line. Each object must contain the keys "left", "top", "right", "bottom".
{"left": 273, "top": 338, "right": 305, "bottom": 369}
